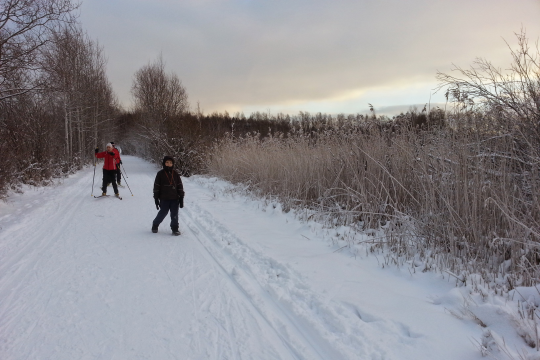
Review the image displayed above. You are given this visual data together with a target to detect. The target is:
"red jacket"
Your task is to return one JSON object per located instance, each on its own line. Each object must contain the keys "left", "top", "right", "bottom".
{"left": 96, "top": 151, "right": 120, "bottom": 170}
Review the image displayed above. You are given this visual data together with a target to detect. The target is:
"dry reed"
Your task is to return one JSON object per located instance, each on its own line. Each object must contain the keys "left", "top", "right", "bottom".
{"left": 208, "top": 115, "right": 540, "bottom": 292}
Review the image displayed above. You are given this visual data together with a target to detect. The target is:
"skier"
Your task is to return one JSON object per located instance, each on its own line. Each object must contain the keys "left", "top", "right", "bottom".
{"left": 152, "top": 156, "right": 184, "bottom": 236}
{"left": 95, "top": 143, "right": 121, "bottom": 197}
{"left": 110, "top": 141, "right": 122, "bottom": 186}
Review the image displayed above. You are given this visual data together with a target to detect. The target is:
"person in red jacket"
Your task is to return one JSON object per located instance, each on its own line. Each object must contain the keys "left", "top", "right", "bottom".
{"left": 110, "top": 141, "right": 122, "bottom": 186}
{"left": 95, "top": 143, "right": 121, "bottom": 197}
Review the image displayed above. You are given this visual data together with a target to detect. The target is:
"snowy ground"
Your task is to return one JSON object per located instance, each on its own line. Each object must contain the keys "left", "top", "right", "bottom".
{"left": 0, "top": 156, "right": 533, "bottom": 359}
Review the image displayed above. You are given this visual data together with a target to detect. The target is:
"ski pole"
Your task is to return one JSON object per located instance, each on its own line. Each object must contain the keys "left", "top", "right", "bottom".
{"left": 120, "top": 170, "right": 134, "bottom": 196}
{"left": 91, "top": 149, "right": 97, "bottom": 197}
{"left": 114, "top": 158, "right": 133, "bottom": 197}
{"left": 121, "top": 162, "right": 128, "bottom": 178}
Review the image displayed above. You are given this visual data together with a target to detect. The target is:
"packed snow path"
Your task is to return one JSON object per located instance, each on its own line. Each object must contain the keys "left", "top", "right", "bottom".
{"left": 0, "top": 156, "right": 484, "bottom": 360}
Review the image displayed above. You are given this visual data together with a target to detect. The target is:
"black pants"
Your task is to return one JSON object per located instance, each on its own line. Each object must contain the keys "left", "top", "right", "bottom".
{"left": 153, "top": 199, "right": 179, "bottom": 230}
{"left": 101, "top": 169, "right": 118, "bottom": 194}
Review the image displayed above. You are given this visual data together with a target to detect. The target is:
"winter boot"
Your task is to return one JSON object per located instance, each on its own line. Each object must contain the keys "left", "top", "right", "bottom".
{"left": 172, "top": 229, "right": 181, "bottom": 236}
{"left": 102, "top": 192, "right": 107, "bottom": 196}
{"left": 115, "top": 193, "right": 120, "bottom": 198}
{"left": 152, "top": 224, "right": 158, "bottom": 233}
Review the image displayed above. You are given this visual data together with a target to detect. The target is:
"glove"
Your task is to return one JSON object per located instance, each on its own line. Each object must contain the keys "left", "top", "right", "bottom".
{"left": 179, "top": 191, "right": 184, "bottom": 209}
{"left": 95, "top": 148, "right": 99, "bottom": 154}
{"left": 119, "top": 160, "right": 122, "bottom": 165}
{"left": 155, "top": 198, "right": 160, "bottom": 210}
{"left": 108, "top": 151, "right": 115, "bottom": 156}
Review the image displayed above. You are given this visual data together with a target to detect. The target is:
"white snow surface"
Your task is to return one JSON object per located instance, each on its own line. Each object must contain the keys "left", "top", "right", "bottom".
{"left": 0, "top": 156, "right": 528, "bottom": 359}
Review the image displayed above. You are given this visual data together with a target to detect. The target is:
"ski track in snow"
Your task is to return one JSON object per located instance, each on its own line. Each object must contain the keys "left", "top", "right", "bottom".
{"left": 0, "top": 156, "right": 484, "bottom": 360}
{"left": 182, "top": 203, "right": 418, "bottom": 360}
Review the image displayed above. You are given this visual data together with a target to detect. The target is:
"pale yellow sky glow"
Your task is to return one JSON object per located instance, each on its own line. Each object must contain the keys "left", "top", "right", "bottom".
{"left": 80, "top": 0, "right": 540, "bottom": 116}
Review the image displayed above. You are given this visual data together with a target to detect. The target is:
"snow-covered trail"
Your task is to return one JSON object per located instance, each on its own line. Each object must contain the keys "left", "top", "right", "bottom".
{"left": 0, "top": 156, "right": 484, "bottom": 360}
{"left": 0, "top": 157, "right": 296, "bottom": 359}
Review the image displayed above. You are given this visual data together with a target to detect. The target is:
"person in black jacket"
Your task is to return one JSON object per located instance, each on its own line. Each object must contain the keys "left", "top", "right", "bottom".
{"left": 152, "top": 156, "right": 185, "bottom": 235}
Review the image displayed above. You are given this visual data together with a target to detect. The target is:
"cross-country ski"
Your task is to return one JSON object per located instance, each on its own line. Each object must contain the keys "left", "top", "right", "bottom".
{"left": 94, "top": 194, "right": 122, "bottom": 200}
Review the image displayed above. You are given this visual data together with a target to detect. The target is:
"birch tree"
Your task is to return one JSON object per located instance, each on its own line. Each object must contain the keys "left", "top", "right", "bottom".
{"left": 41, "top": 26, "right": 117, "bottom": 167}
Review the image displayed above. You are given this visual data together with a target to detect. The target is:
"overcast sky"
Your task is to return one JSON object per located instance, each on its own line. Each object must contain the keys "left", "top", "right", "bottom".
{"left": 80, "top": 0, "right": 540, "bottom": 116}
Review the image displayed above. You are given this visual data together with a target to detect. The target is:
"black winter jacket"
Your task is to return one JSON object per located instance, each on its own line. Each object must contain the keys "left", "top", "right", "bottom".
{"left": 153, "top": 167, "right": 184, "bottom": 200}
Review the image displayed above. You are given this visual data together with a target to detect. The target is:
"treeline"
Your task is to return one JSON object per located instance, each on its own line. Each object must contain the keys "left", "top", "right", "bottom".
{"left": 119, "top": 98, "right": 446, "bottom": 177}
{"left": 116, "top": 110, "right": 294, "bottom": 176}
{"left": 0, "top": 0, "right": 118, "bottom": 196}
{"left": 119, "top": 55, "right": 447, "bottom": 177}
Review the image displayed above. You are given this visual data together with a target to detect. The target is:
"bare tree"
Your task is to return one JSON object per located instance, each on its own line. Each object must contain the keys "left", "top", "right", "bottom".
{"left": 0, "top": 0, "right": 79, "bottom": 100}
{"left": 41, "top": 26, "right": 117, "bottom": 167}
{"left": 130, "top": 55, "right": 189, "bottom": 168}
{"left": 131, "top": 55, "right": 188, "bottom": 129}
{"left": 436, "top": 28, "right": 540, "bottom": 128}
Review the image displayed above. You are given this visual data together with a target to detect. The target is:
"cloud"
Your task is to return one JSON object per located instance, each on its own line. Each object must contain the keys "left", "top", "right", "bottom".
{"left": 80, "top": 0, "right": 540, "bottom": 113}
